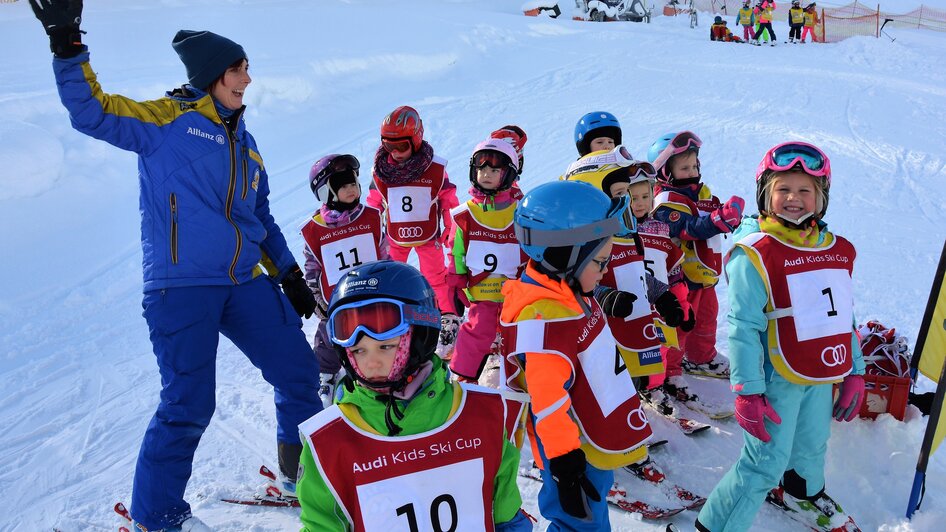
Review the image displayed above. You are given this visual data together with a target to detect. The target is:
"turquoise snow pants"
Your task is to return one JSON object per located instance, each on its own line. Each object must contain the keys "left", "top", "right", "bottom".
{"left": 697, "top": 373, "right": 833, "bottom": 532}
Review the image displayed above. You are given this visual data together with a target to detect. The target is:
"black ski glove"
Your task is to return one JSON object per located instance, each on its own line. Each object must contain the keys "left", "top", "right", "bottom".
{"left": 548, "top": 449, "right": 601, "bottom": 518}
{"left": 598, "top": 287, "right": 637, "bottom": 319}
{"left": 654, "top": 291, "right": 684, "bottom": 327}
{"left": 280, "top": 264, "right": 317, "bottom": 319}
{"left": 680, "top": 310, "right": 696, "bottom": 332}
{"left": 30, "top": 0, "right": 84, "bottom": 58}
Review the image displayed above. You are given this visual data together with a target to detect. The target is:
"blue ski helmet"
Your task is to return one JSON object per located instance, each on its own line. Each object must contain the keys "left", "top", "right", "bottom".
{"left": 575, "top": 112, "right": 622, "bottom": 156}
{"left": 327, "top": 260, "right": 441, "bottom": 392}
{"left": 647, "top": 131, "right": 702, "bottom": 183}
{"left": 514, "top": 180, "right": 629, "bottom": 279}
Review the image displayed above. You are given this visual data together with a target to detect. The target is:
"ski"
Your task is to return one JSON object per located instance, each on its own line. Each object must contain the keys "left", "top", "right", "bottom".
{"left": 621, "top": 458, "right": 706, "bottom": 510}
{"left": 519, "top": 463, "right": 685, "bottom": 520}
{"left": 221, "top": 465, "right": 301, "bottom": 508}
{"left": 648, "top": 438, "right": 670, "bottom": 450}
{"left": 114, "top": 502, "right": 131, "bottom": 532}
{"left": 645, "top": 404, "right": 713, "bottom": 435}
{"left": 765, "top": 487, "right": 862, "bottom": 531}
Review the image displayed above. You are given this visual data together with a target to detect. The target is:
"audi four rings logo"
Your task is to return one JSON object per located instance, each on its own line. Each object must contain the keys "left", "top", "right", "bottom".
{"left": 397, "top": 226, "right": 424, "bottom": 239}
{"left": 821, "top": 344, "right": 848, "bottom": 367}
{"left": 642, "top": 323, "right": 659, "bottom": 340}
{"left": 626, "top": 406, "right": 649, "bottom": 431}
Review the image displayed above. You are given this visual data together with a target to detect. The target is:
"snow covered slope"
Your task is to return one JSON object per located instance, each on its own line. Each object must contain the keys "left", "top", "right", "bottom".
{"left": 1, "top": 0, "right": 945, "bottom": 530}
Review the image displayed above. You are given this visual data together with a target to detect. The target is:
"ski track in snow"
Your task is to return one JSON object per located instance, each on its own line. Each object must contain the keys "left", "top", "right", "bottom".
{"left": 3, "top": 0, "right": 946, "bottom": 530}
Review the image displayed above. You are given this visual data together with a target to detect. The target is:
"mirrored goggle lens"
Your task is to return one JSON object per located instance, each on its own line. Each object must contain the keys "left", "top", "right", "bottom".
{"left": 382, "top": 139, "right": 412, "bottom": 153}
{"left": 628, "top": 161, "right": 657, "bottom": 180}
{"left": 771, "top": 143, "right": 826, "bottom": 172}
{"left": 670, "top": 131, "right": 702, "bottom": 150}
{"left": 327, "top": 154, "right": 360, "bottom": 174}
{"left": 330, "top": 301, "right": 405, "bottom": 344}
{"left": 473, "top": 151, "right": 509, "bottom": 169}
{"left": 618, "top": 145, "right": 633, "bottom": 161}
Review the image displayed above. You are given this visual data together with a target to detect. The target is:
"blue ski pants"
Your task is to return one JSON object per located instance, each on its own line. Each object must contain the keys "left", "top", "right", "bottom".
{"left": 533, "top": 432, "right": 614, "bottom": 531}
{"left": 131, "top": 276, "right": 321, "bottom": 529}
{"left": 697, "top": 373, "right": 832, "bottom": 532}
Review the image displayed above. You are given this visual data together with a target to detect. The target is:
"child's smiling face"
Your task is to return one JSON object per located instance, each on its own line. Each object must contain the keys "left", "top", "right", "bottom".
{"left": 769, "top": 171, "right": 819, "bottom": 219}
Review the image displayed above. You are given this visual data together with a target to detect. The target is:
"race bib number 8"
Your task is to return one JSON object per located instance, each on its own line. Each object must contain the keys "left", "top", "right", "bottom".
{"left": 389, "top": 186, "right": 433, "bottom": 223}
{"left": 612, "top": 261, "right": 651, "bottom": 321}
{"left": 578, "top": 329, "right": 636, "bottom": 417}
{"left": 321, "top": 233, "right": 379, "bottom": 286}
{"left": 786, "top": 268, "right": 853, "bottom": 341}
{"left": 466, "top": 241, "right": 520, "bottom": 277}
{"left": 356, "top": 458, "right": 486, "bottom": 531}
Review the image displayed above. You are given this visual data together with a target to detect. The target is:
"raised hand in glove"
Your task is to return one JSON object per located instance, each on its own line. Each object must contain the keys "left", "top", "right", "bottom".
{"left": 548, "top": 449, "right": 601, "bottom": 518}
{"left": 653, "top": 291, "right": 684, "bottom": 327}
{"left": 30, "top": 0, "right": 84, "bottom": 58}
{"left": 597, "top": 287, "right": 637, "bottom": 319}
{"left": 280, "top": 264, "right": 317, "bottom": 319}
{"left": 710, "top": 195, "right": 745, "bottom": 233}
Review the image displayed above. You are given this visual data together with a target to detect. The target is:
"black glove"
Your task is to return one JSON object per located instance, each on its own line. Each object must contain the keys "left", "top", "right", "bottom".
{"left": 548, "top": 449, "right": 601, "bottom": 518}
{"left": 30, "top": 0, "right": 84, "bottom": 58}
{"left": 280, "top": 264, "right": 317, "bottom": 319}
{"left": 654, "top": 291, "right": 684, "bottom": 327}
{"left": 598, "top": 288, "right": 637, "bottom": 319}
{"left": 680, "top": 309, "right": 696, "bottom": 332}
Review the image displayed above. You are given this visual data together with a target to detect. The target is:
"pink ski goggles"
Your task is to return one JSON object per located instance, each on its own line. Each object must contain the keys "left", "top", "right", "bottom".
{"left": 666, "top": 131, "right": 702, "bottom": 157}
{"left": 757, "top": 142, "right": 832, "bottom": 183}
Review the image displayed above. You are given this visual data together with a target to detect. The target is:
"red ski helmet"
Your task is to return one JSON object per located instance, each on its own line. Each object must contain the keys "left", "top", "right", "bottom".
{"left": 380, "top": 105, "right": 424, "bottom": 152}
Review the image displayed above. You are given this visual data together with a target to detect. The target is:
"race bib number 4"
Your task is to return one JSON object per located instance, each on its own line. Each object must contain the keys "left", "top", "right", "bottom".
{"left": 356, "top": 458, "right": 486, "bottom": 531}
{"left": 466, "top": 241, "right": 520, "bottom": 277}
{"left": 578, "top": 330, "right": 636, "bottom": 417}
{"left": 786, "top": 268, "right": 853, "bottom": 341}
{"left": 389, "top": 186, "right": 433, "bottom": 223}
{"left": 321, "top": 233, "right": 380, "bottom": 286}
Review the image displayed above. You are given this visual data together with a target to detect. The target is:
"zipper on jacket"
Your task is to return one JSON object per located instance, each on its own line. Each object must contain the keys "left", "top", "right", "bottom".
{"left": 169, "top": 193, "right": 179, "bottom": 264}
{"left": 241, "top": 147, "right": 249, "bottom": 200}
{"left": 217, "top": 105, "right": 246, "bottom": 285}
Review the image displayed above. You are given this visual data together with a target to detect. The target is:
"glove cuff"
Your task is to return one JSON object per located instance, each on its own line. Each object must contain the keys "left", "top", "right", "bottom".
{"left": 49, "top": 27, "right": 83, "bottom": 58}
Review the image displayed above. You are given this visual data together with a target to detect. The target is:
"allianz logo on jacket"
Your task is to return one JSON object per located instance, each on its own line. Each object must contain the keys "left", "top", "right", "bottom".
{"left": 187, "top": 127, "right": 226, "bottom": 145}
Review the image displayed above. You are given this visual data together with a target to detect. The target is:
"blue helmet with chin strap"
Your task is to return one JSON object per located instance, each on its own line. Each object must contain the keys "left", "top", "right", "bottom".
{"left": 514, "top": 180, "right": 628, "bottom": 280}
{"left": 575, "top": 111, "right": 622, "bottom": 156}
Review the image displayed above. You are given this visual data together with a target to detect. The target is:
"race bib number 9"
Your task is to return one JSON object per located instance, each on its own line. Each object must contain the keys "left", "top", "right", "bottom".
{"left": 321, "top": 234, "right": 380, "bottom": 286}
{"left": 356, "top": 458, "right": 486, "bottom": 531}
{"left": 786, "top": 268, "right": 853, "bottom": 341}
{"left": 466, "top": 241, "right": 520, "bottom": 277}
{"left": 388, "top": 186, "right": 433, "bottom": 223}
{"left": 612, "top": 261, "right": 651, "bottom": 321}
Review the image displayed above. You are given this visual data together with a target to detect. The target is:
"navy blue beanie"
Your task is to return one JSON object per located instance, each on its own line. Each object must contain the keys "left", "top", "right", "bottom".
{"left": 172, "top": 30, "right": 246, "bottom": 91}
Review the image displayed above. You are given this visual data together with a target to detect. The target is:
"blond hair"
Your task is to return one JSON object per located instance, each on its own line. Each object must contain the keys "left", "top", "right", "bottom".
{"left": 759, "top": 170, "right": 827, "bottom": 216}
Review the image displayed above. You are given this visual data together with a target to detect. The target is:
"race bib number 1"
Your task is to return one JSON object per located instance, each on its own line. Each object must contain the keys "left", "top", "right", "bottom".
{"left": 786, "top": 268, "right": 853, "bottom": 341}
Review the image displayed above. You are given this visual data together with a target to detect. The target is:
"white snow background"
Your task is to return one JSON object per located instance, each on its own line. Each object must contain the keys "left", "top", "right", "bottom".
{"left": 1, "top": 0, "right": 946, "bottom": 530}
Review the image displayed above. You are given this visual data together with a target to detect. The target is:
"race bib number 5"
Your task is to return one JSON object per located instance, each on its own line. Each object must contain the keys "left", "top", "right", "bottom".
{"left": 356, "top": 459, "right": 486, "bottom": 531}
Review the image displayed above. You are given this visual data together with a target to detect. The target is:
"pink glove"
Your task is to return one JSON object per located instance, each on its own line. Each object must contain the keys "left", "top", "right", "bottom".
{"left": 447, "top": 272, "right": 471, "bottom": 308}
{"left": 833, "top": 374, "right": 865, "bottom": 422}
{"left": 669, "top": 282, "right": 695, "bottom": 332}
{"left": 710, "top": 196, "right": 746, "bottom": 233}
{"left": 735, "top": 394, "right": 782, "bottom": 443}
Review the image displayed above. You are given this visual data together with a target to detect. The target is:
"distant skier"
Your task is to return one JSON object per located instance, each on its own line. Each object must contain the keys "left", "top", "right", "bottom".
{"left": 296, "top": 260, "right": 532, "bottom": 531}
{"left": 302, "top": 154, "right": 388, "bottom": 407}
{"left": 696, "top": 142, "right": 865, "bottom": 532}
{"left": 788, "top": 0, "right": 805, "bottom": 43}
{"left": 738, "top": 1, "right": 757, "bottom": 42}
{"left": 29, "top": 1, "right": 322, "bottom": 530}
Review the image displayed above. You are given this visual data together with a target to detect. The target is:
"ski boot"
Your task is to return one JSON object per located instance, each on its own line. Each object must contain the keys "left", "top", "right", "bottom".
{"left": 766, "top": 485, "right": 861, "bottom": 531}
{"left": 256, "top": 464, "right": 298, "bottom": 502}
{"left": 436, "top": 313, "right": 462, "bottom": 360}
{"left": 318, "top": 371, "right": 339, "bottom": 408}
{"left": 639, "top": 387, "right": 676, "bottom": 417}
{"left": 682, "top": 354, "right": 731, "bottom": 379}
{"left": 663, "top": 375, "right": 734, "bottom": 419}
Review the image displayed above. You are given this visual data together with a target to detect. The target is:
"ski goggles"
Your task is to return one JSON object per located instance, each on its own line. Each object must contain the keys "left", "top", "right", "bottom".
{"left": 472, "top": 150, "right": 512, "bottom": 169}
{"left": 310, "top": 155, "right": 360, "bottom": 201}
{"left": 626, "top": 161, "right": 657, "bottom": 184}
{"left": 667, "top": 131, "right": 702, "bottom": 155}
{"left": 757, "top": 142, "right": 831, "bottom": 182}
{"left": 381, "top": 138, "right": 413, "bottom": 154}
{"left": 327, "top": 298, "right": 441, "bottom": 348}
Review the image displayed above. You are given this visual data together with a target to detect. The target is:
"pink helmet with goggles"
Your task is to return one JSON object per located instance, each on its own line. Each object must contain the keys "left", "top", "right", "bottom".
{"left": 755, "top": 141, "right": 832, "bottom": 222}
{"left": 647, "top": 131, "right": 702, "bottom": 184}
{"left": 469, "top": 139, "right": 520, "bottom": 195}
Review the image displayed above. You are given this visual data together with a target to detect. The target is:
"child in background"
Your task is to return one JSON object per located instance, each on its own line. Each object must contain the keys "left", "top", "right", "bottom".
{"left": 754, "top": 0, "right": 777, "bottom": 46}
{"left": 649, "top": 131, "right": 744, "bottom": 418}
{"left": 802, "top": 2, "right": 819, "bottom": 42}
{"left": 501, "top": 180, "right": 653, "bottom": 530}
{"left": 368, "top": 106, "right": 461, "bottom": 358}
{"left": 711, "top": 17, "right": 744, "bottom": 42}
{"left": 302, "top": 154, "right": 388, "bottom": 407}
{"left": 788, "top": 0, "right": 805, "bottom": 43}
{"left": 574, "top": 111, "right": 622, "bottom": 157}
{"left": 696, "top": 142, "right": 864, "bottom": 532}
{"left": 738, "top": 1, "right": 757, "bottom": 42}
{"left": 448, "top": 139, "right": 526, "bottom": 383}
{"left": 296, "top": 260, "right": 532, "bottom": 532}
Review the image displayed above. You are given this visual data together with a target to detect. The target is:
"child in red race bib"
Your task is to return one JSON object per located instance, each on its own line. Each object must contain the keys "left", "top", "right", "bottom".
{"left": 501, "top": 180, "right": 653, "bottom": 530}
{"left": 648, "top": 131, "right": 745, "bottom": 410}
{"left": 367, "top": 106, "right": 461, "bottom": 358}
{"left": 301, "top": 154, "right": 388, "bottom": 408}
{"left": 696, "top": 142, "right": 865, "bottom": 532}
{"left": 296, "top": 260, "right": 532, "bottom": 532}
{"left": 447, "top": 139, "right": 526, "bottom": 382}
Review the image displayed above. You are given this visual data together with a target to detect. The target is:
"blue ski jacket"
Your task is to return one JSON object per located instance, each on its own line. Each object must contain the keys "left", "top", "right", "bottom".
{"left": 52, "top": 47, "right": 296, "bottom": 291}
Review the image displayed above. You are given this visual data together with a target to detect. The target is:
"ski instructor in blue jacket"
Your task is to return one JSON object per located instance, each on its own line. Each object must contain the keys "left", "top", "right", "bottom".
{"left": 30, "top": 1, "right": 322, "bottom": 529}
